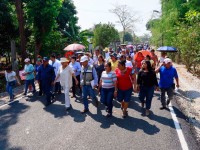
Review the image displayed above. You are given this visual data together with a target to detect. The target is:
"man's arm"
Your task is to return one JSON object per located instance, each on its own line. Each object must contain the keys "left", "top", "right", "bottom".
{"left": 92, "top": 67, "right": 98, "bottom": 86}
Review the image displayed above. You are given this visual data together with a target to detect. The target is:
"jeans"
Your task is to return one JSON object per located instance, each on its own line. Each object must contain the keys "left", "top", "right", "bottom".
{"left": 24, "top": 79, "right": 36, "bottom": 95}
{"left": 6, "top": 81, "right": 16, "bottom": 99}
{"left": 82, "top": 85, "right": 97, "bottom": 110}
{"left": 160, "top": 87, "right": 174, "bottom": 107}
{"left": 139, "top": 86, "right": 154, "bottom": 110}
{"left": 100, "top": 88, "right": 115, "bottom": 114}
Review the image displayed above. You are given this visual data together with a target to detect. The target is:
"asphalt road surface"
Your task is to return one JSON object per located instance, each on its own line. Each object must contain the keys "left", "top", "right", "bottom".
{"left": 0, "top": 90, "right": 199, "bottom": 150}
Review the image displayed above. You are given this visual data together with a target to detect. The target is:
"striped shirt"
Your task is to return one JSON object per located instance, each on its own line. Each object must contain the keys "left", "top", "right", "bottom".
{"left": 101, "top": 71, "right": 117, "bottom": 88}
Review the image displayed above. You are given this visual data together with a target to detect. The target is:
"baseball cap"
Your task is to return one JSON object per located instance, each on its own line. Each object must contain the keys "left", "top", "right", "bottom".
{"left": 110, "top": 53, "right": 118, "bottom": 59}
{"left": 43, "top": 57, "right": 49, "bottom": 61}
{"left": 80, "top": 55, "right": 88, "bottom": 62}
{"left": 164, "top": 58, "right": 172, "bottom": 64}
{"left": 24, "top": 58, "right": 30, "bottom": 62}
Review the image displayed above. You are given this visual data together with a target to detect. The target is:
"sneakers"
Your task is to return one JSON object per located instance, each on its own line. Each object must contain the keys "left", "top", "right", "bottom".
{"left": 167, "top": 100, "right": 170, "bottom": 106}
{"left": 106, "top": 113, "right": 112, "bottom": 118}
{"left": 160, "top": 106, "right": 167, "bottom": 110}
{"left": 145, "top": 109, "right": 150, "bottom": 116}
{"left": 81, "top": 109, "right": 89, "bottom": 114}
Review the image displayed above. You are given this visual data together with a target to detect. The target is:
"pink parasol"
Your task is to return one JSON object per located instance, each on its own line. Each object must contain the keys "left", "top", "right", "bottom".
{"left": 64, "top": 43, "right": 85, "bottom": 51}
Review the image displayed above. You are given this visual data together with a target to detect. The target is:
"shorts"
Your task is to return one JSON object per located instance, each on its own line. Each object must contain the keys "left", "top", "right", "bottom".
{"left": 117, "top": 88, "right": 133, "bottom": 102}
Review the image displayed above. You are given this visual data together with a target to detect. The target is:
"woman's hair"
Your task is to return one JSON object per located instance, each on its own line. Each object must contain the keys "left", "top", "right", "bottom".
{"left": 98, "top": 55, "right": 105, "bottom": 62}
{"left": 5, "top": 65, "right": 12, "bottom": 71}
{"left": 146, "top": 55, "right": 151, "bottom": 60}
{"left": 106, "top": 62, "right": 112, "bottom": 69}
{"left": 118, "top": 60, "right": 126, "bottom": 67}
{"left": 143, "top": 60, "right": 152, "bottom": 72}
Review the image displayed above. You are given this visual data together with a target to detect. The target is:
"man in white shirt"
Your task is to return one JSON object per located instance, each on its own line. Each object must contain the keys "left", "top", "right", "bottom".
{"left": 49, "top": 54, "right": 61, "bottom": 94}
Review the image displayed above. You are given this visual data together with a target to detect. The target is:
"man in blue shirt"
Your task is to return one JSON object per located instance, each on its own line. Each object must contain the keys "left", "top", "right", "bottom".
{"left": 80, "top": 55, "right": 98, "bottom": 113}
{"left": 69, "top": 56, "right": 82, "bottom": 98}
{"left": 156, "top": 58, "right": 179, "bottom": 109}
{"left": 38, "top": 57, "right": 55, "bottom": 106}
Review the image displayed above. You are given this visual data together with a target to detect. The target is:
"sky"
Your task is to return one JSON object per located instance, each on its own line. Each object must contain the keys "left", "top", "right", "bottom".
{"left": 73, "top": 0, "right": 161, "bottom": 36}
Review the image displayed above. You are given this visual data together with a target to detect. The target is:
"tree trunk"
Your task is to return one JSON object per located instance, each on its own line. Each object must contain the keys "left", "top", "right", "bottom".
{"left": 122, "top": 28, "right": 125, "bottom": 44}
{"left": 35, "top": 41, "right": 42, "bottom": 61}
{"left": 15, "top": 0, "right": 27, "bottom": 61}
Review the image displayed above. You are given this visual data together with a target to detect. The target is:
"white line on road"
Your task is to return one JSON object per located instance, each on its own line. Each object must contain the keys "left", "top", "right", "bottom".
{"left": 0, "top": 93, "right": 32, "bottom": 109}
{"left": 168, "top": 102, "right": 189, "bottom": 150}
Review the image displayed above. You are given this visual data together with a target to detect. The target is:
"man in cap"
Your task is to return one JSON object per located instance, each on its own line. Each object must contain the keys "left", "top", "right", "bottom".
{"left": 156, "top": 58, "right": 179, "bottom": 109}
{"left": 54, "top": 57, "right": 78, "bottom": 110}
{"left": 80, "top": 55, "right": 98, "bottom": 113}
{"left": 38, "top": 57, "right": 55, "bottom": 106}
{"left": 23, "top": 58, "right": 36, "bottom": 95}
{"left": 49, "top": 53, "right": 61, "bottom": 94}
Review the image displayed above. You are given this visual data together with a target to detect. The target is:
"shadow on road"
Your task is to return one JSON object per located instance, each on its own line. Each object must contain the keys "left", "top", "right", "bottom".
{"left": 0, "top": 101, "right": 29, "bottom": 149}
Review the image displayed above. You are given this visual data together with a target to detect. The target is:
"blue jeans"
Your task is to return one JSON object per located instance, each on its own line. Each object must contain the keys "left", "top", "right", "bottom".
{"left": 139, "top": 86, "right": 154, "bottom": 109}
{"left": 100, "top": 88, "right": 115, "bottom": 114}
{"left": 24, "top": 79, "right": 36, "bottom": 95}
{"left": 82, "top": 85, "right": 97, "bottom": 110}
{"left": 6, "top": 81, "right": 16, "bottom": 99}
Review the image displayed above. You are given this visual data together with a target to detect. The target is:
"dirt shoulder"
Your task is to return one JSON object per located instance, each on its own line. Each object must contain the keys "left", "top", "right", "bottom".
{"left": 173, "top": 63, "right": 200, "bottom": 144}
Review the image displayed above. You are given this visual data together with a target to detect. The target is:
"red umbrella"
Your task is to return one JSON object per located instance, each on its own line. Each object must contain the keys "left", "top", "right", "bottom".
{"left": 64, "top": 51, "right": 74, "bottom": 58}
{"left": 64, "top": 43, "right": 85, "bottom": 51}
{"left": 134, "top": 50, "right": 152, "bottom": 60}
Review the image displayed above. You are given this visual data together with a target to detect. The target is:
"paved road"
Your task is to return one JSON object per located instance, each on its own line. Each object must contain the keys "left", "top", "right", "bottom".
{"left": 0, "top": 91, "right": 199, "bottom": 150}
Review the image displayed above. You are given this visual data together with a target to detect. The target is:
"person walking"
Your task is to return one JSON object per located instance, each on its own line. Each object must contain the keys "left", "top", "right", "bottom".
{"left": 49, "top": 54, "right": 61, "bottom": 94}
{"left": 115, "top": 60, "right": 137, "bottom": 118}
{"left": 98, "top": 62, "right": 117, "bottom": 117}
{"left": 109, "top": 53, "right": 118, "bottom": 71}
{"left": 54, "top": 58, "right": 78, "bottom": 110}
{"left": 35, "top": 58, "right": 43, "bottom": 96}
{"left": 5, "top": 65, "right": 20, "bottom": 101}
{"left": 156, "top": 58, "right": 179, "bottom": 109}
{"left": 134, "top": 52, "right": 145, "bottom": 73}
{"left": 38, "top": 57, "right": 55, "bottom": 106}
{"left": 150, "top": 49, "right": 158, "bottom": 67}
{"left": 80, "top": 55, "right": 98, "bottom": 113}
{"left": 23, "top": 58, "right": 36, "bottom": 95}
{"left": 137, "top": 60, "right": 158, "bottom": 116}
{"left": 94, "top": 55, "right": 105, "bottom": 84}
{"left": 69, "top": 56, "right": 82, "bottom": 98}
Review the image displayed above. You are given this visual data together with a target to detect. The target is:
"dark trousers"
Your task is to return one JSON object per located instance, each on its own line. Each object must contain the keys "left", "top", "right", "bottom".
{"left": 55, "top": 82, "right": 61, "bottom": 93}
{"left": 72, "top": 75, "right": 81, "bottom": 96}
{"left": 139, "top": 86, "right": 154, "bottom": 110}
{"left": 38, "top": 80, "right": 43, "bottom": 96}
{"left": 100, "top": 88, "right": 115, "bottom": 114}
{"left": 24, "top": 79, "right": 36, "bottom": 95}
{"left": 160, "top": 87, "right": 174, "bottom": 107}
{"left": 42, "top": 84, "right": 53, "bottom": 104}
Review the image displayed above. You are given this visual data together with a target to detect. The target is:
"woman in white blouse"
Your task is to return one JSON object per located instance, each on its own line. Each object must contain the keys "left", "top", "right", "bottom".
{"left": 5, "top": 66, "right": 20, "bottom": 101}
{"left": 54, "top": 58, "right": 78, "bottom": 111}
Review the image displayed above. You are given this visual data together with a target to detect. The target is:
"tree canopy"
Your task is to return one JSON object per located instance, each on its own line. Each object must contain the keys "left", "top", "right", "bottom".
{"left": 93, "top": 23, "right": 120, "bottom": 48}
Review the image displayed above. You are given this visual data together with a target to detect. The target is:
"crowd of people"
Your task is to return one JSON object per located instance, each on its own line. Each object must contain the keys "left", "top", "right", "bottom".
{"left": 4, "top": 45, "right": 179, "bottom": 118}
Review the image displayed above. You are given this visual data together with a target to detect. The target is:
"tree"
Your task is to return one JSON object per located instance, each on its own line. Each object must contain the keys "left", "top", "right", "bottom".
{"left": 93, "top": 23, "right": 120, "bottom": 48}
{"left": 123, "top": 32, "right": 133, "bottom": 43}
{"left": 110, "top": 4, "right": 138, "bottom": 43}
{"left": 57, "top": 0, "right": 80, "bottom": 44}
{"left": 26, "top": 0, "right": 62, "bottom": 57}
{"left": 0, "top": 0, "right": 17, "bottom": 55}
{"left": 15, "top": 0, "right": 27, "bottom": 60}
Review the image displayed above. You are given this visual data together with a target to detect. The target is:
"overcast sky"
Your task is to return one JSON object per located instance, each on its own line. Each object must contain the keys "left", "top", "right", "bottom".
{"left": 73, "top": 0, "right": 161, "bottom": 36}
